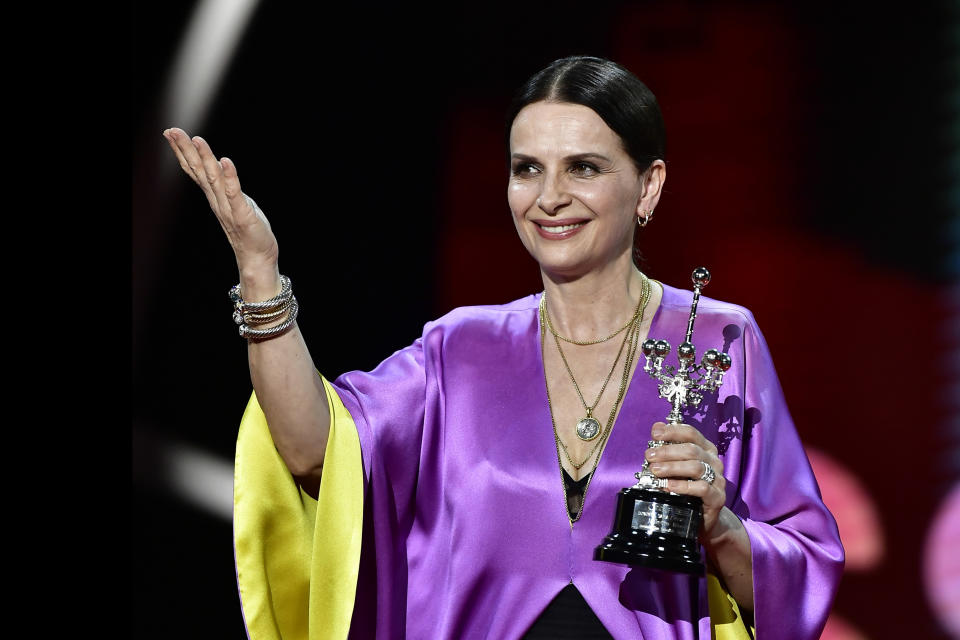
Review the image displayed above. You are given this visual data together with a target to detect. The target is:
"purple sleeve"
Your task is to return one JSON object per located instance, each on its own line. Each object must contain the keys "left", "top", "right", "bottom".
{"left": 326, "top": 333, "right": 433, "bottom": 638}
{"left": 732, "top": 312, "right": 845, "bottom": 639}
{"left": 329, "top": 336, "right": 427, "bottom": 513}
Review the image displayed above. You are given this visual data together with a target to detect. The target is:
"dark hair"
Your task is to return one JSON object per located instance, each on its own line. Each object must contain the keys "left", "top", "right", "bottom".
{"left": 505, "top": 55, "right": 666, "bottom": 267}
{"left": 505, "top": 56, "right": 666, "bottom": 173}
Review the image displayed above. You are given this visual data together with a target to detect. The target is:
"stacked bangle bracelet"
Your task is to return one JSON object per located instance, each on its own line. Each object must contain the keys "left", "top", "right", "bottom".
{"left": 228, "top": 275, "right": 299, "bottom": 340}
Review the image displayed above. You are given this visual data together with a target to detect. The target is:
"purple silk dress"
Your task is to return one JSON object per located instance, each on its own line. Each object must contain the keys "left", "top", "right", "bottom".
{"left": 330, "top": 284, "right": 844, "bottom": 639}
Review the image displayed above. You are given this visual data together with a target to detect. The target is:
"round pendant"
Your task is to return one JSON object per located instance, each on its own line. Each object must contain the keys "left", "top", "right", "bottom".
{"left": 576, "top": 417, "right": 602, "bottom": 441}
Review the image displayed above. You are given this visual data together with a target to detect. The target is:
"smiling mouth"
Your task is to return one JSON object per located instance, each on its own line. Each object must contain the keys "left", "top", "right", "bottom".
{"left": 536, "top": 221, "right": 587, "bottom": 234}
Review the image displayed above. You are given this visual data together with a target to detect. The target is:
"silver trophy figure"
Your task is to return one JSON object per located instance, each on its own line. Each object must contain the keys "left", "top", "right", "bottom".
{"left": 634, "top": 266, "right": 732, "bottom": 491}
{"left": 595, "top": 267, "right": 732, "bottom": 574}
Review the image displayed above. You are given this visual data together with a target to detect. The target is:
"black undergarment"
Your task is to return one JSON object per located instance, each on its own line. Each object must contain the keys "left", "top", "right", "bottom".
{"left": 521, "top": 468, "right": 613, "bottom": 638}
{"left": 563, "top": 467, "right": 591, "bottom": 520}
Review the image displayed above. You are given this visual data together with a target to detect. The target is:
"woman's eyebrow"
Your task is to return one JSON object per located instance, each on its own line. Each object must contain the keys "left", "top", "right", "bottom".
{"left": 510, "top": 152, "right": 613, "bottom": 163}
{"left": 564, "top": 153, "right": 612, "bottom": 163}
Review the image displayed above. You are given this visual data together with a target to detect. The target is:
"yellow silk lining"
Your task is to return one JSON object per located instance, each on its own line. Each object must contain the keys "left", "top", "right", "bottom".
{"left": 233, "top": 376, "right": 751, "bottom": 639}
{"left": 234, "top": 376, "right": 363, "bottom": 640}
{"left": 708, "top": 572, "right": 755, "bottom": 639}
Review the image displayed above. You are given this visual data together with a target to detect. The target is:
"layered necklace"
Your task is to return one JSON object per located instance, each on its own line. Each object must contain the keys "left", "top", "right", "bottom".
{"left": 542, "top": 272, "right": 651, "bottom": 443}
{"left": 540, "top": 274, "right": 651, "bottom": 523}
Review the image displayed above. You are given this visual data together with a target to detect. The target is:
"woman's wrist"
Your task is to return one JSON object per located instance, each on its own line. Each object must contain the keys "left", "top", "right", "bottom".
{"left": 703, "top": 507, "right": 755, "bottom": 610}
{"left": 703, "top": 507, "right": 746, "bottom": 554}
{"left": 238, "top": 263, "right": 282, "bottom": 302}
{"left": 232, "top": 264, "right": 296, "bottom": 335}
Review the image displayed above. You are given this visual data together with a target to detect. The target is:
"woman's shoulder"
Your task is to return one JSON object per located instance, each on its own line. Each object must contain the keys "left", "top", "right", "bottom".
{"left": 411, "top": 293, "right": 544, "bottom": 355}
{"left": 657, "top": 281, "right": 758, "bottom": 329}
{"left": 426, "top": 293, "right": 542, "bottom": 329}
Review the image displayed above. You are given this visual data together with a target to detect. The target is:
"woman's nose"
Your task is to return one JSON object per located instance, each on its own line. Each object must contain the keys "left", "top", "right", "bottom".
{"left": 537, "top": 172, "right": 572, "bottom": 215}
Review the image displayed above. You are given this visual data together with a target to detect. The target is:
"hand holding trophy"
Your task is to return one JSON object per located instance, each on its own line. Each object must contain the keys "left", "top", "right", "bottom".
{"left": 594, "top": 267, "right": 732, "bottom": 574}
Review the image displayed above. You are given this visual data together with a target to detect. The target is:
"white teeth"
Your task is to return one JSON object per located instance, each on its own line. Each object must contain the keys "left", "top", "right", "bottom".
{"left": 540, "top": 222, "right": 584, "bottom": 233}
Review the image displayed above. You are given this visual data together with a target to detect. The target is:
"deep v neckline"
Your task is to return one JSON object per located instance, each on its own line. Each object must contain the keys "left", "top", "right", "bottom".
{"left": 536, "top": 284, "right": 666, "bottom": 526}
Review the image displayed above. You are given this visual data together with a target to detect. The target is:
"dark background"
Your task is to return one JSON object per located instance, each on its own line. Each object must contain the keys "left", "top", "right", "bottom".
{"left": 133, "top": 2, "right": 959, "bottom": 638}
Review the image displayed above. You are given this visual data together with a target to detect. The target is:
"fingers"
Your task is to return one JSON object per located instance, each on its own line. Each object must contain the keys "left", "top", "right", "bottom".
{"left": 646, "top": 441, "right": 722, "bottom": 473}
{"left": 163, "top": 128, "right": 221, "bottom": 213}
{"left": 673, "top": 479, "right": 726, "bottom": 533}
{"left": 220, "top": 157, "right": 266, "bottom": 231}
{"left": 654, "top": 476, "right": 723, "bottom": 501}
{"left": 648, "top": 457, "right": 726, "bottom": 522}
{"left": 192, "top": 135, "right": 235, "bottom": 220}
{"left": 649, "top": 460, "right": 724, "bottom": 498}
{"left": 650, "top": 421, "right": 718, "bottom": 457}
{"left": 649, "top": 458, "right": 717, "bottom": 481}
{"left": 163, "top": 129, "right": 200, "bottom": 192}
{"left": 645, "top": 421, "right": 724, "bottom": 503}
{"left": 161, "top": 128, "right": 280, "bottom": 275}
{"left": 162, "top": 129, "right": 256, "bottom": 230}
{"left": 163, "top": 128, "right": 204, "bottom": 186}
{"left": 220, "top": 157, "right": 247, "bottom": 208}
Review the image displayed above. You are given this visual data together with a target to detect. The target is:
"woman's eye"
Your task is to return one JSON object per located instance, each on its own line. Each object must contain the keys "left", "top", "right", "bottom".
{"left": 511, "top": 163, "right": 540, "bottom": 177}
{"left": 570, "top": 162, "right": 598, "bottom": 176}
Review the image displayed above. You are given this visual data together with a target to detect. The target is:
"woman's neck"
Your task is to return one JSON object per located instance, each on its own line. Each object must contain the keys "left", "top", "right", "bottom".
{"left": 541, "top": 256, "right": 648, "bottom": 342}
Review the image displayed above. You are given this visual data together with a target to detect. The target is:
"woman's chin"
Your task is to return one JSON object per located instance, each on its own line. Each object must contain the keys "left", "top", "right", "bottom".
{"left": 536, "top": 256, "right": 597, "bottom": 282}
{"left": 534, "top": 250, "right": 633, "bottom": 283}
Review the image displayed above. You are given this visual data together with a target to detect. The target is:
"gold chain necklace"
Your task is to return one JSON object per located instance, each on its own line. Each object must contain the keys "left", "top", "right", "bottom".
{"left": 542, "top": 301, "right": 641, "bottom": 523}
{"left": 560, "top": 319, "right": 640, "bottom": 472}
{"left": 550, "top": 274, "right": 650, "bottom": 461}
{"left": 544, "top": 304, "right": 636, "bottom": 345}
{"left": 552, "top": 318, "right": 630, "bottom": 441}
{"left": 543, "top": 275, "right": 650, "bottom": 441}
{"left": 540, "top": 274, "right": 650, "bottom": 524}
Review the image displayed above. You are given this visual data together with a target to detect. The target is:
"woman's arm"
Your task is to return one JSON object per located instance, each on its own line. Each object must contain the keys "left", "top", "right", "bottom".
{"left": 163, "top": 128, "right": 330, "bottom": 492}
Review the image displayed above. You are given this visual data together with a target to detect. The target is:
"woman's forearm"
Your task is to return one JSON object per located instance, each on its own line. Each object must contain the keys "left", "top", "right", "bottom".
{"left": 242, "top": 268, "right": 330, "bottom": 490}
{"left": 704, "top": 507, "right": 754, "bottom": 611}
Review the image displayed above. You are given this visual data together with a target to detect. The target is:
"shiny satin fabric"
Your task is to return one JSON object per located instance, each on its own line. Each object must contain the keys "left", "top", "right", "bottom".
{"left": 234, "top": 284, "right": 843, "bottom": 639}
{"left": 235, "top": 380, "right": 363, "bottom": 640}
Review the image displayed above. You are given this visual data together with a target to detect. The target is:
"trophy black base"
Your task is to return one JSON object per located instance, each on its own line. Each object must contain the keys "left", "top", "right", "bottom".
{"left": 594, "top": 486, "right": 705, "bottom": 575}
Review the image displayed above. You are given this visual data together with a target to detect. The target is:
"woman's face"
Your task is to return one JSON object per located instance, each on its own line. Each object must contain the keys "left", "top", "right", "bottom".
{"left": 507, "top": 101, "right": 663, "bottom": 279}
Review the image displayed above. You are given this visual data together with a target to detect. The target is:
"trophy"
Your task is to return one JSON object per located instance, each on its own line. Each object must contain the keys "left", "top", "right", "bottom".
{"left": 594, "top": 267, "right": 732, "bottom": 574}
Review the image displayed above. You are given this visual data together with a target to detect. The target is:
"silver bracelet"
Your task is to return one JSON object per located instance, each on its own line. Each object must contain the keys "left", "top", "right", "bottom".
{"left": 234, "top": 305, "right": 290, "bottom": 327}
{"left": 228, "top": 275, "right": 299, "bottom": 341}
{"left": 228, "top": 275, "right": 292, "bottom": 314}
{"left": 238, "top": 297, "right": 299, "bottom": 341}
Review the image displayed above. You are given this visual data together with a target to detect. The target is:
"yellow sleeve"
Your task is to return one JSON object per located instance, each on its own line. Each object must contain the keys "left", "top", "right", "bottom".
{"left": 708, "top": 572, "right": 756, "bottom": 639}
{"left": 233, "top": 376, "right": 365, "bottom": 640}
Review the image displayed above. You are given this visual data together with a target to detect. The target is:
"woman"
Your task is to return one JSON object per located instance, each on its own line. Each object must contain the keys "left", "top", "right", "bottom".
{"left": 163, "top": 56, "right": 843, "bottom": 639}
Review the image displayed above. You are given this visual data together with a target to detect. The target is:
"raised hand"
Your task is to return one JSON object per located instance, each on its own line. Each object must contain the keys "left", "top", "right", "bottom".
{"left": 162, "top": 128, "right": 280, "bottom": 296}
{"left": 162, "top": 127, "right": 331, "bottom": 486}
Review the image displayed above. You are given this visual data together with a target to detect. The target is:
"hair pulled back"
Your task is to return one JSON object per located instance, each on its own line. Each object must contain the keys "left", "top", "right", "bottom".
{"left": 505, "top": 56, "right": 666, "bottom": 267}
{"left": 505, "top": 56, "right": 666, "bottom": 173}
